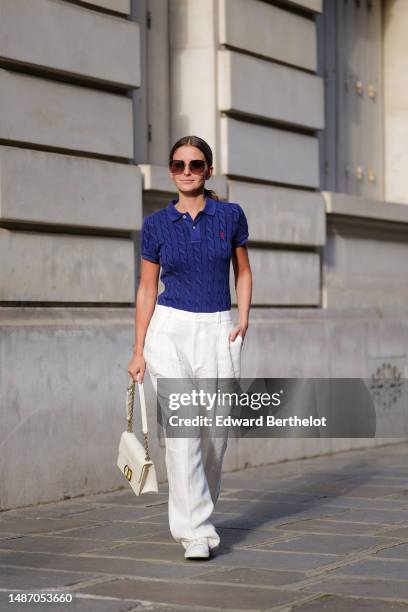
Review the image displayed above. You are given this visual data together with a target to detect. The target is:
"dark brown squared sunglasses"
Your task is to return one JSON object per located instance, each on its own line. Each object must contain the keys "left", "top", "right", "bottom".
{"left": 169, "top": 159, "right": 207, "bottom": 175}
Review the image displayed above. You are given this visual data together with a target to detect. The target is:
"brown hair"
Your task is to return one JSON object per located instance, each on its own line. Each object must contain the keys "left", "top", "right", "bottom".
{"left": 169, "top": 135, "right": 221, "bottom": 200}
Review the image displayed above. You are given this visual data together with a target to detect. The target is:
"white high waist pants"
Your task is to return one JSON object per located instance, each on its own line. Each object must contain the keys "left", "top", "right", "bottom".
{"left": 143, "top": 304, "right": 243, "bottom": 550}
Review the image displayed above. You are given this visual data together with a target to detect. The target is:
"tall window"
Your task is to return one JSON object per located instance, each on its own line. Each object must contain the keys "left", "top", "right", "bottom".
{"left": 317, "top": 0, "right": 384, "bottom": 199}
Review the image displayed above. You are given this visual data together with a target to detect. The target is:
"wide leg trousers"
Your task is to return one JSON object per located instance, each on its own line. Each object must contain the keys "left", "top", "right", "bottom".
{"left": 143, "top": 304, "right": 243, "bottom": 551}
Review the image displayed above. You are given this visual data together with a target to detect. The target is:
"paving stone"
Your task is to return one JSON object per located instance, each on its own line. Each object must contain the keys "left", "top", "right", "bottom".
{"left": 285, "top": 506, "right": 351, "bottom": 520}
{"left": 327, "top": 558, "right": 408, "bottom": 581}
{"left": 300, "top": 478, "right": 381, "bottom": 494}
{"left": 0, "top": 565, "right": 95, "bottom": 589}
{"left": 217, "top": 490, "right": 322, "bottom": 504}
{"left": 118, "top": 607, "right": 196, "bottom": 612}
{"left": 213, "top": 511, "right": 343, "bottom": 532}
{"left": 88, "top": 541, "right": 209, "bottom": 564}
{"left": 223, "top": 467, "right": 294, "bottom": 479}
{"left": 223, "top": 464, "right": 293, "bottom": 476}
{"left": 122, "top": 527, "right": 174, "bottom": 543}
{"left": 380, "top": 525, "right": 408, "bottom": 538}
{"left": 193, "top": 566, "right": 305, "bottom": 587}
{"left": 250, "top": 534, "right": 399, "bottom": 555}
{"left": 294, "top": 485, "right": 398, "bottom": 499}
{"left": 3, "top": 504, "right": 167, "bottom": 524}
{"left": 119, "top": 607, "right": 197, "bottom": 612}
{"left": 0, "top": 551, "right": 209, "bottom": 580}
{"left": 314, "top": 497, "right": 408, "bottom": 511}
{"left": 367, "top": 476, "right": 408, "bottom": 486}
{"left": 128, "top": 607, "right": 206, "bottom": 612}
{"left": 324, "top": 508, "right": 408, "bottom": 524}
{"left": 214, "top": 513, "right": 297, "bottom": 530}
{"left": 303, "top": 575, "right": 408, "bottom": 600}
{"left": 0, "top": 532, "right": 17, "bottom": 539}
{"left": 214, "top": 499, "right": 343, "bottom": 520}
{"left": 94, "top": 490, "right": 168, "bottom": 507}
{"left": 308, "top": 480, "right": 359, "bottom": 491}
{"left": 136, "top": 514, "right": 171, "bottom": 526}
{"left": 69, "top": 506, "right": 168, "bottom": 523}
{"left": 289, "top": 593, "right": 408, "bottom": 611}
{"left": 0, "top": 517, "right": 104, "bottom": 536}
{"left": 275, "top": 518, "right": 384, "bottom": 535}
{"left": 52, "top": 523, "right": 165, "bottom": 542}
{"left": 375, "top": 470, "right": 408, "bottom": 478}
{"left": 211, "top": 547, "right": 340, "bottom": 571}
{"left": 70, "top": 599, "right": 143, "bottom": 612}
{"left": 211, "top": 526, "right": 296, "bottom": 548}
{"left": 2, "top": 503, "right": 106, "bottom": 519}
{"left": 76, "top": 577, "right": 302, "bottom": 609}
{"left": 0, "top": 535, "right": 112, "bottom": 554}
{"left": 0, "top": 593, "right": 140, "bottom": 612}
{"left": 220, "top": 477, "right": 293, "bottom": 490}
{"left": 215, "top": 499, "right": 298, "bottom": 518}
{"left": 338, "top": 486, "right": 408, "bottom": 498}
{"left": 373, "top": 543, "right": 408, "bottom": 559}
{"left": 386, "top": 493, "right": 408, "bottom": 503}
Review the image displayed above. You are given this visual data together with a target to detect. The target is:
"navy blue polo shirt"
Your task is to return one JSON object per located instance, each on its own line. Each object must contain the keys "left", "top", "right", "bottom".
{"left": 140, "top": 197, "right": 249, "bottom": 313}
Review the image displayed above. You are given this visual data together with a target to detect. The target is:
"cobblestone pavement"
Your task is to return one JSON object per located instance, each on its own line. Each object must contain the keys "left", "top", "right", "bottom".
{"left": 1, "top": 442, "right": 408, "bottom": 611}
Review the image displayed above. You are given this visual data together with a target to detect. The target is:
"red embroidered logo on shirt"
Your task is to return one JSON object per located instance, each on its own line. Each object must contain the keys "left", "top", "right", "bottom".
{"left": 220, "top": 231, "right": 225, "bottom": 239}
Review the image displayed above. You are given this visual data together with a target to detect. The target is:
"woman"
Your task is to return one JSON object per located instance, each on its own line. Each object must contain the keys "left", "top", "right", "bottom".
{"left": 128, "top": 135, "right": 252, "bottom": 560}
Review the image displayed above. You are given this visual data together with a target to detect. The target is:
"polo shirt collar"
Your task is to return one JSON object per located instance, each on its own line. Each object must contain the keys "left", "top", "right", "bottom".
{"left": 166, "top": 196, "right": 216, "bottom": 221}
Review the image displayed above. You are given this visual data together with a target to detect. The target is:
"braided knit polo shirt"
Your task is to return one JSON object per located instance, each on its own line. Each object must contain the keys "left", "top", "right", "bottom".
{"left": 140, "top": 196, "right": 249, "bottom": 313}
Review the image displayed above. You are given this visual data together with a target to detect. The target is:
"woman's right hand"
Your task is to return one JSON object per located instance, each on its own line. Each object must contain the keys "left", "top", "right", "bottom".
{"left": 127, "top": 351, "right": 146, "bottom": 384}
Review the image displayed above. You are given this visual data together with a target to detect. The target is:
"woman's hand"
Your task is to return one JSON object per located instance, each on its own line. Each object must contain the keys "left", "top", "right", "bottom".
{"left": 127, "top": 351, "right": 146, "bottom": 383}
{"left": 229, "top": 323, "right": 248, "bottom": 342}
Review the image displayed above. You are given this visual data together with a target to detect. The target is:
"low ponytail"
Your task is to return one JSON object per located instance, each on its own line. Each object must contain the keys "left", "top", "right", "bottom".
{"left": 204, "top": 187, "right": 221, "bottom": 201}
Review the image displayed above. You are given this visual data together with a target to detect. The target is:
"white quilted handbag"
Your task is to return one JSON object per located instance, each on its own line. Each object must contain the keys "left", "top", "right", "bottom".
{"left": 117, "top": 376, "right": 159, "bottom": 496}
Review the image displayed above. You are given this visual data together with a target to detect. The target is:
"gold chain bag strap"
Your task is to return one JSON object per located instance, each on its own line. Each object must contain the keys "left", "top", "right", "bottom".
{"left": 116, "top": 377, "right": 158, "bottom": 495}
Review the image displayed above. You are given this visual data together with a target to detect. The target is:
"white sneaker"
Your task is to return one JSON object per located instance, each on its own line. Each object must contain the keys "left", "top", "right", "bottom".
{"left": 184, "top": 538, "right": 210, "bottom": 559}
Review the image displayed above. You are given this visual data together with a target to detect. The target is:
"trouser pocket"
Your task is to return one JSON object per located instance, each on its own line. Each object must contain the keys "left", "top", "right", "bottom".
{"left": 228, "top": 333, "right": 243, "bottom": 379}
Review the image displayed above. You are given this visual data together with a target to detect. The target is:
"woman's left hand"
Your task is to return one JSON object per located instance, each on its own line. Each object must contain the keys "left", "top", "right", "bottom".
{"left": 229, "top": 323, "right": 248, "bottom": 342}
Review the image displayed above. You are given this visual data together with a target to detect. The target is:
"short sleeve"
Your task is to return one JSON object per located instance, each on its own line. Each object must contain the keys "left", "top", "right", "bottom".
{"left": 232, "top": 204, "right": 249, "bottom": 248}
{"left": 140, "top": 216, "right": 160, "bottom": 264}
